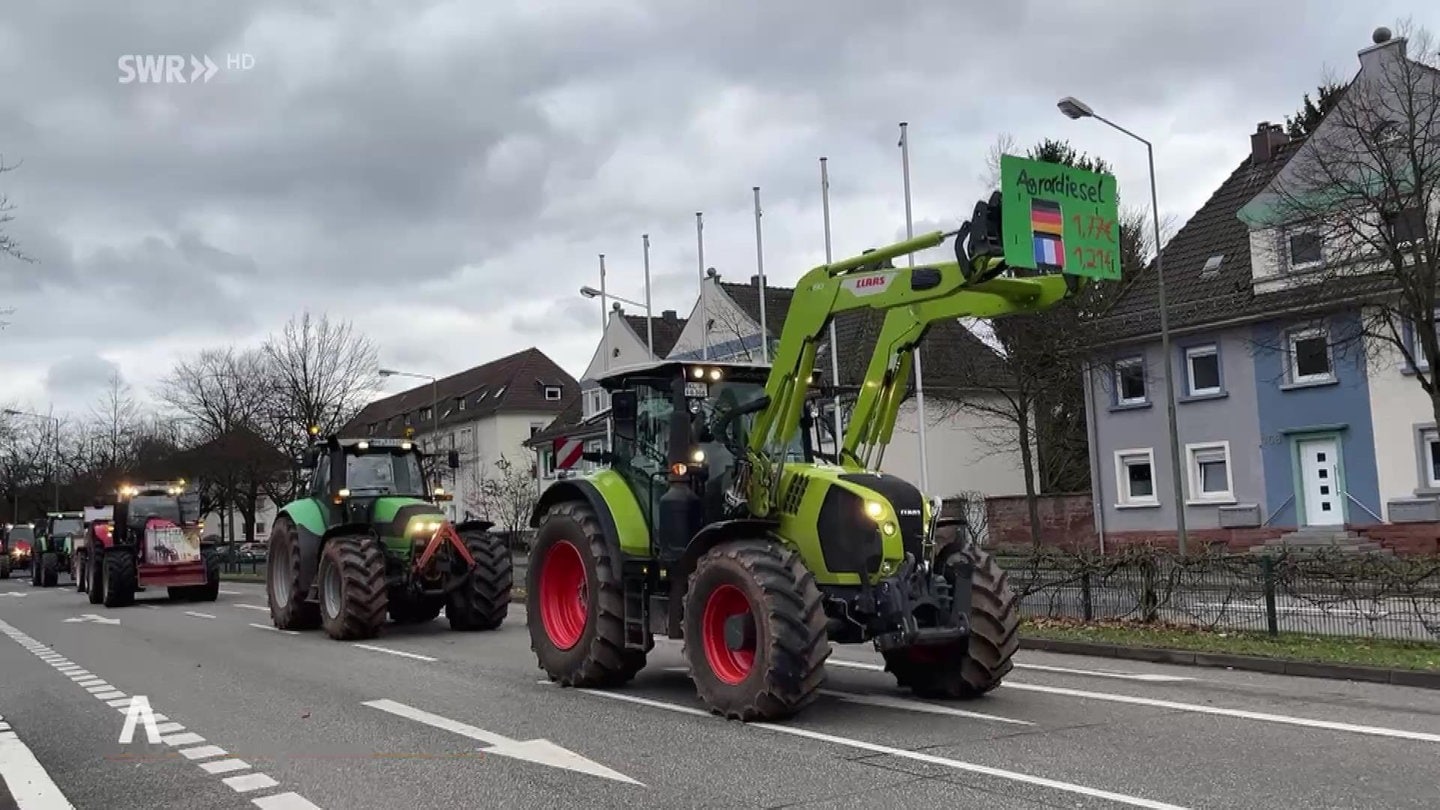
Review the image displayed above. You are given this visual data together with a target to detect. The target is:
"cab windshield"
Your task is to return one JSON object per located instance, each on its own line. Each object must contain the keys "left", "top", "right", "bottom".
{"left": 130, "top": 496, "right": 181, "bottom": 525}
{"left": 48, "top": 518, "right": 83, "bottom": 536}
{"left": 345, "top": 451, "right": 425, "bottom": 496}
{"left": 8, "top": 526, "right": 34, "bottom": 542}
{"left": 703, "top": 381, "right": 804, "bottom": 461}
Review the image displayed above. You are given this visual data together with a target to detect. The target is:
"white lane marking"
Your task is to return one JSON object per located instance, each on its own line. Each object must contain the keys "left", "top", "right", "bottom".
{"left": 154, "top": 722, "right": 185, "bottom": 735}
{"left": 0, "top": 723, "right": 8, "bottom": 731}
{"left": 817, "top": 689, "right": 1033, "bottom": 725}
{"left": 0, "top": 721, "right": 77, "bottom": 809}
{"left": 107, "top": 698, "right": 133, "bottom": 707}
{"left": 352, "top": 644, "right": 437, "bottom": 663}
{"left": 141, "top": 605, "right": 160, "bottom": 611}
{"left": 824, "top": 658, "right": 885, "bottom": 672}
{"left": 557, "top": 685, "right": 1186, "bottom": 809}
{"left": 180, "top": 745, "right": 227, "bottom": 761}
{"left": 85, "top": 685, "right": 115, "bottom": 693}
{"left": 224, "top": 773, "right": 279, "bottom": 793}
{"left": 249, "top": 623, "right": 298, "bottom": 635}
{"left": 76, "top": 678, "right": 106, "bottom": 687}
{"left": 94, "top": 691, "right": 127, "bottom": 701}
{"left": 218, "top": 589, "right": 243, "bottom": 595}
{"left": 235, "top": 604, "right": 270, "bottom": 612}
{"left": 201, "top": 758, "right": 252, "bottom": 775}
{"left": 63, "top": 613, "right": 119, "bottom": 625}
{"left": 253, "top": 792, "right": 325, "bottom": 810}
{"left": 184, "top": 611, "right": 217, "bottom": 619}
{"left": 1004, "top": 682, "right": 1440, "bottom": 743}
{"left": 56, "top": 666, "right": 82, "bottom": 673}
{"left": 1016, "top": 663, "right": 1193, "bottom": 683}
{"left": 163, "top": 732, "right": 206, "bottom": 747}
{"left": 363, "top": 698, "right": 642, "bottom": 786}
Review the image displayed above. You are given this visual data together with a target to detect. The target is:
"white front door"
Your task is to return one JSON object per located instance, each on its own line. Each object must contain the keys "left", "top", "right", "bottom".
{"left": 1298, "top": 438, "right": 1343, "bottom": 526}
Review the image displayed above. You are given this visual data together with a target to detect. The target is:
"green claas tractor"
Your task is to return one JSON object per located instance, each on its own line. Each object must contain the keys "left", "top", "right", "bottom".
{"left": 526, "top": 189, "right": 1094, "bottom": 720}
{"left": 31, "top": 511, "right": 84, "bottom": 588}
{"left": 267, "top": 433, "right": 512, "bottom": 640}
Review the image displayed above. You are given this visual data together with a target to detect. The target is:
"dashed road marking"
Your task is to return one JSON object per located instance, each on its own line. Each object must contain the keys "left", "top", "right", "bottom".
{"left": 184, "top": 611, "right": 217, "bottom": 619}
{"left": 235, "top": 604, "right": 270, "bottom": 612}
{"left": 253, "top": 793, "right": 325, "bottom": 810}
{"left": 0, "top": 711, "right": 76, "bottom": 808}
{"left": 219, "top": 589, "right": 244, "bottom": 596}
{"left": 352, "top": 643, "right": 437, "bottom": 662}
{"left": 225, "top": 773, "right": 280, "bottom": 793}
{"left": 249, "top": 623, "right": 299, "bottom": 635}
{"left": 180, "top": 745, "right": 227, "bottom": 761}
{"left": 201, "top": 758, "right": 252, "bottom": 775}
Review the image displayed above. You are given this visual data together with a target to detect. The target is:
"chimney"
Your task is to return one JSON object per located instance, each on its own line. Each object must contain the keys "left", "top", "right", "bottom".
{"left": 1359, "top": 26, "right": 1407, "bottom": 73}
{"left": 1250, "top": 121, "right": 1289, "bottom": 164}
{"left": 661, "top": 309, "right": 677, "bottom": 323}
{"left": 750, "top": 274, "right": 761, "bottom": 287}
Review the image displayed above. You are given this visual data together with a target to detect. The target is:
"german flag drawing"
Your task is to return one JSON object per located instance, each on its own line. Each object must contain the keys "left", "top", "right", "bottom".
{"left": 1031, "top": 198, "right": 1064, "bottom": 269}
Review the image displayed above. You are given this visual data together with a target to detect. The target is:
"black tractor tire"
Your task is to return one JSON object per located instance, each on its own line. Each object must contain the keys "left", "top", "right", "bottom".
{"left": 87, "top": 550, "right": 105, "bottom": 605}
{"left": 682, "top": 539, "right": 830, "bottom": 722}
{"left": 446, "top": 528, "right": 512, "bottom": 631}
{"left": 196, "top": 551, "right": 220, "bottom": 602}
{"left": 526, "top": 500, "right": 645, "bottom": 688}
{"left": 267, "top": 517, "right": 320, "bottom": 630}
{"left": 74, "top": 552, "right": 87, "bottom": 592}
{"left": 389, "top": 596, "right": 444, "bottom": 624}
{"left": 102, "top": 548, "right": 137, "bottom": 608}
{"left": 316, "top": 534, "right": 388, "bottom": 640}
{"left": 882, "top": 543, "right": 1020, "bottom": 699}
{"left": 1, "top": 557, "right": 10, "bottom": 579}
{"left": 39, "top": 553, "right": 59, "bottom": 588}
{"left": 31, "top": 556, "right": 41, "bottom": 586}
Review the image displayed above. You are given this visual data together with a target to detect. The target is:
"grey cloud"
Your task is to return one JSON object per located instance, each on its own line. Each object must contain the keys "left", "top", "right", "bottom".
{"left": 45, "top": 353, "right": 120, "bottom": 398}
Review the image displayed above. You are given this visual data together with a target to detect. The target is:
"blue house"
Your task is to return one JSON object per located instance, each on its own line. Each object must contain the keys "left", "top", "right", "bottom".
{"left": 1082, "top": 28, "right": 1440, "bottom": 553}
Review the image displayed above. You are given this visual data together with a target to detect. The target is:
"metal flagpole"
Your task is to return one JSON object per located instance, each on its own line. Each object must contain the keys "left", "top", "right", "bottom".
{"left": 642, "top": 234, "right": 655, "bottom": 360}
{"left": 753, "top": 187, "right": 769, "bottom": 363}
{"left": 599, "top": 254, "right": 609, "bottom": 371}
{"left": 696, "top": 212, "right": 709, "bottom": 360}
{"left": 820, "top": 157, "right": 843, "bottom": 458}
{"left": 899, "top": 122, "right": 930, "bottom": 493}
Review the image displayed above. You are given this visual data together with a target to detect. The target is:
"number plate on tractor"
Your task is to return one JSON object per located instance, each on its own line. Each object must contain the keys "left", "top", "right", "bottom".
{"left": 685, "top": 382, "right": 709, "bottom": 398}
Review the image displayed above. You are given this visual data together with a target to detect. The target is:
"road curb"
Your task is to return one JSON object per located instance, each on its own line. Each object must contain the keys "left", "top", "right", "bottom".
{"left": 1019, "top": 636, "right": 1440, "bottom": 690}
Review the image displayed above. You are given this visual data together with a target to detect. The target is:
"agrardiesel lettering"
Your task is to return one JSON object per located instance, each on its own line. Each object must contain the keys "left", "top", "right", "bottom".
{"left": 1015, "top": 168, "right": 1108, "bottom": 204}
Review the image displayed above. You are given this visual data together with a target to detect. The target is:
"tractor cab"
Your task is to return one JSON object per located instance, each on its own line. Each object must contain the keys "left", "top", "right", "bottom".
{"left": 3, "top": 523, "right": 35, "bottom": 577}
{"left": 300, "top": 434, "right": 459, "bottom": 526}
{"left": 42, "top": 511, "right": 86, "bottom": 554}
{"left": 118, "top": 482, "right": 201, "bottom": 531}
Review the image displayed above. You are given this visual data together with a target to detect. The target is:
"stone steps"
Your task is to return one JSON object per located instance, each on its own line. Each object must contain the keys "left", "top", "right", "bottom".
{"left": 1246, "top": 528, "right": 1392, "bottom": 556}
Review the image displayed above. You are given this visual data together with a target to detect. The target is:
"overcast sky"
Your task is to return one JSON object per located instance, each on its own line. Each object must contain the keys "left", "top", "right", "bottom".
{"left": 1, "top": 1, "right": 1436, "bottom": 419}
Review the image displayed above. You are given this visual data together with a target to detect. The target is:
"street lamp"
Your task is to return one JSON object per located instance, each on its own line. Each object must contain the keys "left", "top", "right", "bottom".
{"left": 4, "top": 408, "right": 60, "bottom": 511}
{"left": 1058, "top": 95, "right": 1187, "bottom": 554}
{"left": 378, "top": 368, "right": 439, "bottom": 446}
{"left": 580, "top": 286, "right": 654, "bottom": 359}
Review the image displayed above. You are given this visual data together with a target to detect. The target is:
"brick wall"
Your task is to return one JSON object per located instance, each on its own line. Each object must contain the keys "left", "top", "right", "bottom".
{"left": 985, "top": 493, "right": 1097, "bottom": 551}
{"left": 1356, "top": 524, "right": 1440, "bottom": 556}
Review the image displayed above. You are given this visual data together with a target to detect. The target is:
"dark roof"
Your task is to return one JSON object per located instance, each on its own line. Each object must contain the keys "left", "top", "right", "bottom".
{"left": 719, "top": 279, "right": 793, "bottom": 342}
{"left": 342, "top": 347, "right": 577, "bottom": 438}
{"left": 621, "top": 312, "right": 688, "bottom": 357}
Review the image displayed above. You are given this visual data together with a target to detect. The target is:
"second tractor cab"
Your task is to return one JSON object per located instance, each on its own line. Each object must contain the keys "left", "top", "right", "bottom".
{"left": 30, "top": 511, "right": 84, "bottom": 587}
{"left": 70, "top": 505, "right": 114, "bottom": 593}
{"left": 265, "top": 432, "right": 511, "bottom": 641}
{"left": 2, "top": 523, "right": 35, "bottom": 579}
{"left": 82, "top": 481, "right": 219, "bottom": 608}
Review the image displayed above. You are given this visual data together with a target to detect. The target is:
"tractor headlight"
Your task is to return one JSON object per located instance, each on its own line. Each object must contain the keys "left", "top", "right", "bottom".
{"left": 864, "top": 500, "right": 884, "bottom": 520}
{"left": 881, "top": 521, "right": 897, "bottom": 536}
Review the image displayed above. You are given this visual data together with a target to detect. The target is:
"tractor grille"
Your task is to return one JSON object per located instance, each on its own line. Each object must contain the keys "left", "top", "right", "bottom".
{"left": 780, "top": 474, "right": 810, "bottom": 515}
{"left": 840, "top": 473, "right": 925, "bottom": 560}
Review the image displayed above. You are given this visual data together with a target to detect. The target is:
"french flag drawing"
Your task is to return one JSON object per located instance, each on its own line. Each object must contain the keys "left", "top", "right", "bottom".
{"left": 1031, "top": 198, "right": 1064, "bottom": 269}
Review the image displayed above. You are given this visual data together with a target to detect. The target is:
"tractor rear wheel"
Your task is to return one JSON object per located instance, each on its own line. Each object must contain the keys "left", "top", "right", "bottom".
{"left": 317, "top": 534, "right": 388, "bottom": 640}
{"left": 267, "top": 517, "right": 320, "bottom": 630}
{"left": 74, "top": 552, "right": 86, "bottom": 592}
{"left": 390, "top": 596, "right": 444, "bottom": 624}
{"left": 446, "top": 528, "right": 511, "bottom": 631}
{"left": 527, "top": 500, "right": 644, "bottom": 687}
{"left": 682, "top": 539, "right": 829, "bottom": 721}
{"left": 882, "top": 543, "right": 1020, "bottom": 699}
{"left": 88, "top": 550, "right": 105, "bottom": 604}
{"left": 39, "top": 553, "right": 58, "bottom": 587}
{"left": 196, "top": 550, "right": 220, "bottom": 601}
{"left": 102, "top": 549, "right": 137, "bottom": 608}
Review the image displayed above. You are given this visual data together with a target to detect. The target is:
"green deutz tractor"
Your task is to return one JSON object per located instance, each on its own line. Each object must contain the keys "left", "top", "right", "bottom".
{"left": 267, "top": 433, "right": 512, "bottom": 640}
{"left": 32, "top": 511, "right": 84, "bottom": 588}
{"left": 526, "top": 190, "right": 1094, "bottom": 720}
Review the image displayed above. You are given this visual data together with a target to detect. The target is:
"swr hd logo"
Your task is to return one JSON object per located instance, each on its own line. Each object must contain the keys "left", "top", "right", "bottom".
{"left": 118, "top": 53, "right": 254, "bottom": 84}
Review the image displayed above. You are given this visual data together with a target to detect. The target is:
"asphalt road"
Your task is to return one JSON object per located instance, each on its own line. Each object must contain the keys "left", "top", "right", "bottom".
{"left": 2, "top": 575, "right": 1439, "bottom": 809}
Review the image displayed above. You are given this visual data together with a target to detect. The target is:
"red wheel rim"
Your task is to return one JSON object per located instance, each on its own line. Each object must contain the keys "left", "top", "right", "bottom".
{"left": 701, "top": 583, "right": 755, "bottom": 685}
{"left": 538, "top": 540, "right": 587, "bottom": 650}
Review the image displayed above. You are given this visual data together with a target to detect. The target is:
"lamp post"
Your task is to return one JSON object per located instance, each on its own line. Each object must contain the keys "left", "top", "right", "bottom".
{"left": 1058, "top": 95, "right": 1187, "bottom": 554}
{"left": 581, "top": 286, "right": 653, "bottom": 359}
{"left": 4, "top": 408, "right": 60, "bottom": 510}
{"left": 378, "top": 368, "right": 439, "bottom": 445}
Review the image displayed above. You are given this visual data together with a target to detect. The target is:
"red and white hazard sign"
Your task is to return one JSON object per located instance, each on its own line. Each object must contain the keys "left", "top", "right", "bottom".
{"left": 554, "top": 437, "right": 584, "bottom": 470}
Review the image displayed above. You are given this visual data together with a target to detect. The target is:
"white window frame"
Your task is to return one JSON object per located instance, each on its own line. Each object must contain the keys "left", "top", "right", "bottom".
{"left": 544, "top": 386, "right": 562, "bottom": 401}
{"left": 1113, "top": 357, "right": 1147, "bottom": 406}
{"left": 1185, "top": 441, "right": 1235, "bottom": 503}
{"left": 1287, "top": 327, "right": 1334, "bottom": 384}
{"left": 1287, "top": 229, "right": 1324, "bottom": 271}
{"left": 1184, "top": 344, "right": 1221, "bottom": 396}
{"left": 1422, "top": 429, "right": 1440, "bottom": 489}
{"left": 1114, "top": 448, "right": 1159, "bottom": 508}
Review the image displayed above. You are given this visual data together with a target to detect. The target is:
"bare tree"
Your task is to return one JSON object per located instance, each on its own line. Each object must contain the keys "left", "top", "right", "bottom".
{"left": 466, "top": 451, "right": 537, "bottom": 547}
{"left": 88, "top": 371, "right": 142, "bottom": 474}
{"left": 1257, "top": 25, "right": 1440, "bottom": 428}
{"left": 258, "top": 311, "right": 381, "bottom": 504}
{"left": 0, "top": 155, "right": 33, "bottom": 264}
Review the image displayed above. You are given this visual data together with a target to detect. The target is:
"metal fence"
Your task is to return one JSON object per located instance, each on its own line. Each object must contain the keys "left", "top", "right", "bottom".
{"left": 998, "top": 547, "right": 1440, "bottom": 642}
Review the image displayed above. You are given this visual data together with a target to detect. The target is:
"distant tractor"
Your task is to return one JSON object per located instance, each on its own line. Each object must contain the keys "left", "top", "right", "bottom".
{"left": 266, "top": 433, "right": 511, "bottom": 640}
{"left": 30, "top": 511, "right": 84, "bottom": 588}
{"left": 71, "top": 505, "right": 114, "bottom": 592}
{"left": 81, "top": 481, "right": 219, "bottom": 608}
{"left": 2, "top": 523, "right": 35, "bottom": 580}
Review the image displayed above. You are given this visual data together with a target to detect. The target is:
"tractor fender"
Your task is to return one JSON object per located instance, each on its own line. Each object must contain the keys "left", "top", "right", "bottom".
{"left": 454, "top": 518, "right": 494, "bottom": 535}
{"left": 320, "top": 522, "right": 376, "bottom": 544}
{"left": 530, "top": 479, "right": 626, "bottom": 568}
{"left": 664, "top": 518, "right": 781, "bottom": 636}
{"left": 933, "top": 537, "right": 972, "bottom": 567}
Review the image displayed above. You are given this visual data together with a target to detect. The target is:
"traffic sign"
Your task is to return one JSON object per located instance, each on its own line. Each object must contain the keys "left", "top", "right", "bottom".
{"left": 1000, "top": 154, "right": 1121, "bottom": 280}
{"left": 553, "top": 437, "right": 584, "bottom": 470}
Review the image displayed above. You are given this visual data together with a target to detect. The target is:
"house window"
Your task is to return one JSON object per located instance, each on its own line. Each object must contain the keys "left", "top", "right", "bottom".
{"left": 1389, "top": 207, "right": 1427, "bottom": 249}
{"left": 530, "top": 422, "right": 545, "bottom": 438}
{"left": 544, "top": 385, "right": 562, "bottom": 401}
{"left": 542, "top": 449, "right": 556, "bottom": 478}
{"left": 456, "top": 397, "right": 466, "bottom": 412}
{"left": 1288, "top": 327, "right": 1334, "bottom": 384}
{"left": 1114, "top": 357, "right": 1147, "bottom": 405}
{"left": 420, "top": 407, "right": 432, "bottom": 422}
{"left": 1185, "top": 344, "right": 1221, "bottom": 396}
{"left": 1288, "top": 230, "right": 1323, "bottom": 269}
{"left": 1115, "top": 449, "right": 1158, "bottom": 507}
{"left": 583, "top": 439, "right": 604, "bottom": 472}
{"left": 367, "top": 423, "right": 376, "bottom": 436}
{"left": 1186, "top": 442, "right": 1233, "bottom": 502}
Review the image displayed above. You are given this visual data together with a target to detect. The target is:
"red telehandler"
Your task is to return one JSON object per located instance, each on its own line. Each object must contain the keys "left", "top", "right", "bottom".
{"left": 77, "top": 481, "right": 219, "bottom": 608}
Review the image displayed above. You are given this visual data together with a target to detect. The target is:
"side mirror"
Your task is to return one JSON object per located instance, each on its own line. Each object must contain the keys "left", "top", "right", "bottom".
{"left": 447, "top": 450, "right": 460, "bottom": 469}
{"left": 611, "top": 390, "right": 638, "bottom": 441}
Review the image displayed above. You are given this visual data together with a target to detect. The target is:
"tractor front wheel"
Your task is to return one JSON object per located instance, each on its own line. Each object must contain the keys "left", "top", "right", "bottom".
{"left": 40, "top": 552, "right": 59, "bottom": 587}
{"left": 882, "top": 543, "right": 1020, "bottom": 699}
{"left": 527, "top": 500, "right": 644, "bottom": 687}
{"left": 102, "top": 549, "right": 137, "bottom": 608}
{"left": 317, "top": 535, "right": 388, "bottom": 640}
{"left": 682, "top": 539, "right": 829, "bottom": 721}
{"left": 267, "top": 518, "right": 320, "bottom": 630}
{"left": 446, "top": 528, "right": 512, "bottom": 631}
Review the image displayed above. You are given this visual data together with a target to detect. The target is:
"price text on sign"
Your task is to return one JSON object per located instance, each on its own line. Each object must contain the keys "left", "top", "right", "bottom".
{"left": 999, "top": 154, "right": 1121, "bottom": 281}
